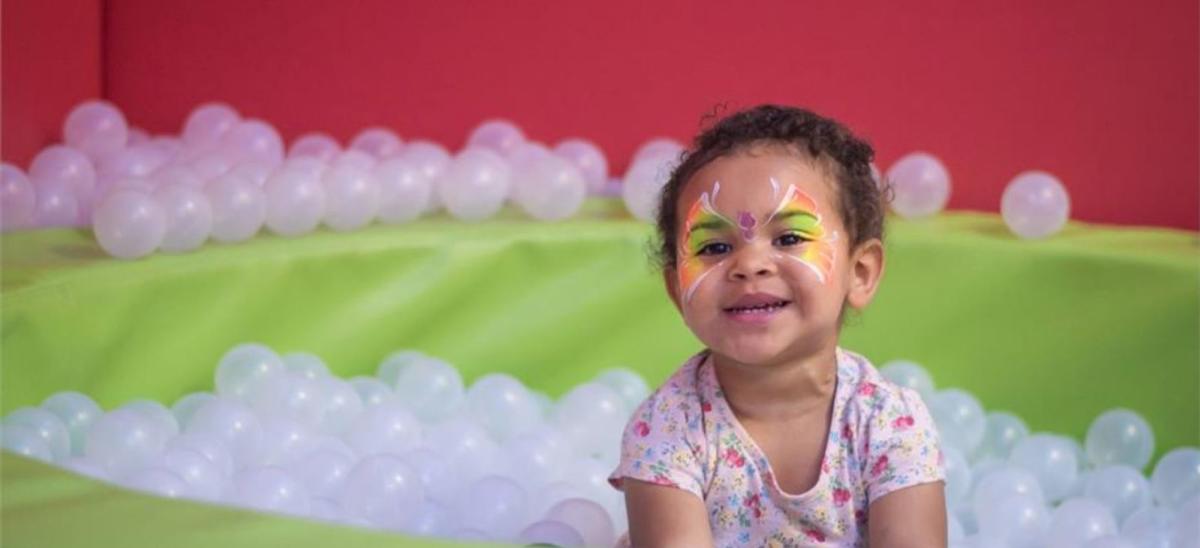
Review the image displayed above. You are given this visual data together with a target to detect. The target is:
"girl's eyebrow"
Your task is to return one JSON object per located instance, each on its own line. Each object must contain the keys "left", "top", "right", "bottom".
{"left": 686, "top": 217, "right": 734, "bottom": 236}
{"left": 769, "top": 209, "right": 818, "bottom": 224}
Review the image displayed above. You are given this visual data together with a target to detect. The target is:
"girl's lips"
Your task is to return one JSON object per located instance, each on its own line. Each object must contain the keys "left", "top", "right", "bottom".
{"left": 723, "top": 300, "right": 791, "bottom": 325}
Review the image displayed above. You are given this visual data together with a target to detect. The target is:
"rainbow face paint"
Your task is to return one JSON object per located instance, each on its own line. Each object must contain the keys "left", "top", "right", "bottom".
{"left": 766, "top": 178, "right": 837, "bottom": 284}
{"left": 678, "top": 181, "right": 734, "bottom": 303}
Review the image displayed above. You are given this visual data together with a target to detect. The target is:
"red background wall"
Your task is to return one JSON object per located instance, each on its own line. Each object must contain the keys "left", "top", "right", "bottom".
{"left": 4, "top": 0, "right": 1198, "bottom": 230}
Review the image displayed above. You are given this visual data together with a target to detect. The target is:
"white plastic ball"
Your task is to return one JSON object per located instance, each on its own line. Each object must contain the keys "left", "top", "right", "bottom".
{"left": 156, "top": 447, "right": 225, "bottom": 501}
{"left": 342, "top": 402, "right": 422, "bottom": 456}
{"left": 321, "top": 164, "right": 379, "bottom": 231}
{"left": 1009, "top": 434, "right": 1079, "bottom": 503}
{"left": 170, "top": 392, "right": 216, "bottom": 430}
{"left": 228, "top": 466, "right": 310, "bottom": 516}
{"left": 152, "top": 184, "right": 212, "bottom": 253}
{"left": 929, "top": 388, "right": 986, "bottom": 454}
{"left": 1043, "top": 497, "right": 1118, "bottom": 548}
{"left": 467, "top": 119, "right": 525, "bottom": 156}
{"left": 0, "top": 422, "right": 55, "bottom": 462}
{"left": 885, "top": 152, "right": 951, "bottom": 219}
{"left": 1085, "top": 408, "right": 1155, "bottom": 471}
{"left": 437, "top": 148, "right": 511, "bottom": 221}
{"left": 878, "top": 360, "right": 936, "bottom": 400}
{"left": 512, "top": 154, "right": 587, "bottom": 221}
{"left": 545, "top": 497, "right": 616, "bottom": 548}
{"left": 182, "top": 103, "right": 239, "bottom": 147}
{"left": 64, "top": 100, "right": 129, "bottom": 159}
{"left": 85, "top": 408, "right": 169, "bottom": 475}
{"left": 593, "top": 368, "right": 650, "bottom": 413}
{"left": 348, "top": 376, "right": 394, "bottom": 408}
{"left": 385, "top": 354, "right": 463, "bottom": 422}
{"left": 1083, "top": 465, "right": 1151, "bottom": 523}
{"left": 465, "top": 373, "right": 542, "bottom": 442}
{"left": 39, "top": 391, "right": 102, "bottom": 456}
{"left": 978, "top": 411, "right": 1029, "bottom": 460}
{"left": 166, "top": 432, "right": 234, "bottom": 477}
{"left": 1002, "top": 170, "right": 1071, "bottom": 240}
{"left": 621, "top": 152, "right": 677, "bottom": 222}
{"left": 1150, "top": 447, "right": 1200, "bottom": 507}
{"left": 93, "top": 190, "right": 168, "bottom": 259}
{"left": 451, "top": 475, "right": 529, "bottom": 539}
{"left": 118, "top": 399, "right": 180, "bottom": 439}
{"left": 215, "top": 343, "right": 285, "bottom": 402}
{"left": 120, "top": 467, "right": 189, "bottom": 498}
{"left": 337, "top": 454, "right": 422, "bottom": 527}
{"left": 552, "top": 382, "right": 625, "bottom": 457}
{"left": 349, "top": 127, "right": 403, "bottom": 158}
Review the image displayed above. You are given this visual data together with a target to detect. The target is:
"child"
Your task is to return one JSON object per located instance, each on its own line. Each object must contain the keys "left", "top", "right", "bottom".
{"left": 608, "top": 105, "right": 946, "bottom": 547}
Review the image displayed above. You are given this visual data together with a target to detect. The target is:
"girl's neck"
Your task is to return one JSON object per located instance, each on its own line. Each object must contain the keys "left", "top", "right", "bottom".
{"left": 710, "top": 344, "right": 839, "bottom": 422}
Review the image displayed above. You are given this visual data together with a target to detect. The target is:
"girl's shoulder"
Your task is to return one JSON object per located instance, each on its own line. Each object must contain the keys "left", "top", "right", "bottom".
{"left": 631, "top": 350, "right": 712, "bottom": 415}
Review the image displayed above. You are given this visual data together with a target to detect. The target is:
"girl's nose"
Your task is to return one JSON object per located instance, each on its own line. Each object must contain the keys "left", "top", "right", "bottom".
{"left": 728, "top": 248, "right": 777, "bottom": 281}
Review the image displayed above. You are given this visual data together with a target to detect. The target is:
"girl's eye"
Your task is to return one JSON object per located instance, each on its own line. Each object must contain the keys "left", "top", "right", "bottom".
{"left": 698, "top": 242, "right": 731, "bottom": 256}
{"left": 775, "top": 233, "right": 809, "bottom": 247}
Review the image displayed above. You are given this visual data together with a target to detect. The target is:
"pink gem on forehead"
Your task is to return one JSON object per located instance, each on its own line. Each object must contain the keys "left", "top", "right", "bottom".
{"left": 737, "top": 210, "right": 757, "bottom": 240}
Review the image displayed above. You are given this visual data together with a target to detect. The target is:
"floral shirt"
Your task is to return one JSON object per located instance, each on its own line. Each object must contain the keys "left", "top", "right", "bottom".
{"left": 608, "top": 347, "right": 944, "bottom": 547}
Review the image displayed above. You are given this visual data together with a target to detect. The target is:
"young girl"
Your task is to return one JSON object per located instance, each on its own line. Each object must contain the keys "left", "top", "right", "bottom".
{"left": 608, "top": 105, "right": 946, "bottom": 547}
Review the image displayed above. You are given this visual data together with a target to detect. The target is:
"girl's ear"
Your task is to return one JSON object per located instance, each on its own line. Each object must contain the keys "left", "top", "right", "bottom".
{"left": 846, "top": 238, "right": 884, "bottom": 310}
{"left": 663, "top": 267, "right": 683, "bottom": 313}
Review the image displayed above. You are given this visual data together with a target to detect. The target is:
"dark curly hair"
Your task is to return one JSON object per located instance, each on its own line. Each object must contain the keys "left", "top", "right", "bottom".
{"left": 653, "top": 104, "right": 890, "bottom": 270}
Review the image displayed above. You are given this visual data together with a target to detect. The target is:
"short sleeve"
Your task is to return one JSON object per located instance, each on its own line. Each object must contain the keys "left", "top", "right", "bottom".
{"left": 863, "top": 386, "right": 945, "bottom": 504}
{"left": 607, "top": 382, "right": 707, "bottom": 500}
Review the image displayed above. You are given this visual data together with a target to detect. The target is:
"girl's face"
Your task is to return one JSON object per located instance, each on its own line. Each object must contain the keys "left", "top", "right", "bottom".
{"left": 665, "top": 147, "right": 876, "bottom": 366}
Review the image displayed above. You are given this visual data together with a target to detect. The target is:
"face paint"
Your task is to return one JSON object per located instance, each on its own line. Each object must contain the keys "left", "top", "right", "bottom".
{"left": 766, "top": 178, "right": 837, "bottom": 284}
{"left": 737, "top": 211, "right": 757, "bottom": 240}
{"left": 678, "top": 181, "right": 734, "bottom": 303}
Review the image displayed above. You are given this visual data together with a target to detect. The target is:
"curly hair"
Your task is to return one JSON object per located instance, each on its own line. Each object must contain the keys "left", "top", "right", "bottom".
{"left": 653, "top": 104, "right": 890, "bottom": 270}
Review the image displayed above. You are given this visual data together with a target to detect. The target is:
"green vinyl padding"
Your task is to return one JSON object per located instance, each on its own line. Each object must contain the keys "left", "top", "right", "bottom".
{"left": 2, "top": 198, "right": 1197, "bottom": 547}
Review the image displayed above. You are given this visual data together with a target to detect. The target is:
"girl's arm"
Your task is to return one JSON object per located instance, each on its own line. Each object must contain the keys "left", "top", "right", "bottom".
{"left": 867, "top": 482, "right": 948, "bottom": 548}
{"left": 624, "top": 478, "right": 714, "bottom": 548}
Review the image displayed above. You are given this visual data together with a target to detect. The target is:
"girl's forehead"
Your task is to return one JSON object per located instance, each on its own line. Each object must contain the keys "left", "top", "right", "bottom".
{"left": 678, "top": 151, "right": 837, "bottom": 221}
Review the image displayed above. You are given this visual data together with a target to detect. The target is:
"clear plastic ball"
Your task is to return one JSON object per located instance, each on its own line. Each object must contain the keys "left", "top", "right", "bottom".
{"left": 166, "top": 432, "right": 234, "bottom": 477}
{"left": 205, "top": 172, "right": 266, "bottom": 243}
{"left": 397, "top": 140, "right": 452, "bottom": 182}
{"left": 1, "top": 163, "right": 36, "bottom": 229}
{"left": 214, "top": 343, "right": 285, "bottom": 402}
{"left": 554, "top": 138, "right": 608, "bottom": 194}
{"left": 30, "top": 145, "right": 96, "bottom": 199}
{"left": 182, "top": 103, "right": 239, "bottom": 148}
{"left": 386, "top": 354, "right": 463, "bottom": 422}
{"left": 885, "top": 152, "right": 951, "bottom": 219}
{"left": 631, "top": 138, "right": 683, "bottom": 166}
{"left": 5, "top": 407, "right": 71, "bottom": 460}
{"left": 337, "top": 454, "right": 422, "bottom": 527}
{"left": 929, "top": 388, "right": 986, "bottom": 454}
{"left": 467, "top": 119, "right": 525, "bottom": 156}
{"left": 593, "top": 368, "right": 650, "bottom": 413}
{"left": 1119, "top": 506, "right": 1174, "bottom": 548}
{"left": 621, "top": 151, "right": 677, "bottom": 222}
{"left": 466, "top": 373, "right": 542, "bottom": 442}
{"left": 263, "top": 165, "right": 326, "bottom": 237}
{"left": 152, "top": 184, "right": 212, "bottom": 253}
{"left": 373, "top": 157, "right": 432, "bottom": 223}
{"left": 85, "top": 408, "right": 169, "bottom": 475}
{"left": 878, "top": 360, "right": 936, "bottom": 400}
{"left": 156, "top": 447, "right": 225, "bottom": 501}
{"left": 1150, "top": 447, "right": 1200, "bottom": 507}
{"left": 1009, "top": 434, "right": 1079, "bottom": 503}
{"left": 437, "top": 148, "right": 511, "bottom": 221}
{"left": 282, "top": 352, "right": 329, "bottom": 379}
{"left": 1085, "top": 408, "right": 1155, "bottom": 471}
{"left": 321, "top": 164, "right": 379, "bottom": 231}
{"left": 553, "top": 382, "right": 625, "bottom": 457}
{"left": 348, "top": 376, "right": 395, "bottom": 408}
{"left": 64, "top": 100, "right": 129, "bottom": 159}
{"left": 349, "top": 127, "right": 403, "bottom": 158}
{"left": 288, "top": 132, "right": 341, "bottom": 162}
{"left": 92, "top": 190, "right": 167, "bottom": 259}
{"left": 285, "top": 446, "right": 354, "bottom": 498}
{"left": 228, "top": 466, "right": 310, "bottom": 516}
{"left": 975, "top": 493, "right": 1049, "bottom": 547}
{"left": 451, "top": 475, "right": 529, "bottom": 539}
{"left": 545, "top": 497, "right": 616, "bottom": 548}
{"left": 1083, "top": 465, "right": 1151, "bottom": 523}
{"left": 220, "top": 119, "right": 284, "bottom": 166}
{"left": 252, "top": 371, "right": 326, "bottom": 427}
{"left": 511, "top": 154, "right": 587, "bottom": 221}
{"left": 40, "top": 391, "right": 102, "bottom": 456}
{"left": 978, "top": 411, "right": 1029, "bottom": 460}
{"left": 118, "top": 399, "right": 180, "bottom": 439}
{"left": 183, "top": 398, "right": 262, "bottom": 466}
{"left": 342, "top": 402, "right": 422, "bottom": 456}
{"left": 170, "top": 392, "right": 216, "bottom": 430}
{"left": 1043, "top": 497, "right": 1118, "bottom": 548}
{"left": 0, "top": 422, "right": 55, "bottom": 462}
{"left": 32, "top": 178, "right": 81, "bottom": 227}
{"left": 1001, "top": 170, "right": 1070, "bottom": 240}
{"left": 120, "top": 467, "right": 189, "bottom": 498}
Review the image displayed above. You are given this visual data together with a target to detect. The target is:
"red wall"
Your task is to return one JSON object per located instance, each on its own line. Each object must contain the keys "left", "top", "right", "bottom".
{"left": 1, "top": 0, "right": 103, "bottom": 163}
{"left": 4, "top": 0, "right": 1198, "bottom": 230}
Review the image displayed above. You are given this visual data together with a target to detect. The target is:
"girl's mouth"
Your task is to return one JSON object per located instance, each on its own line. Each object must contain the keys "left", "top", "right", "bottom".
{"left": 723, "top": 300, "right": 791, "bottom": 324}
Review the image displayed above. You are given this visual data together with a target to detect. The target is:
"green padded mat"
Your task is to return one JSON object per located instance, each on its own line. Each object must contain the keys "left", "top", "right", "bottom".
{"left": 2, "top": 198, "right": 1197, "bottom": 547}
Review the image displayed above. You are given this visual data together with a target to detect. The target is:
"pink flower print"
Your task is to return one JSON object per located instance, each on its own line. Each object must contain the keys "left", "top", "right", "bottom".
{"left": 745, "top": 493, "right": 764, "bottom": 518}
{"left": 841, "top": 423, "right": 854, "bottom": 444}
{"left": 804, "top": 529, "right": 826, "bottom": 542}
{"left": 832, "top": 488, "right": 851, "bottom": 506}
{"left": 857, "top": 382, "right": 876, "bottom": 397}
{"left": 892, "top": 415, "right": 915, "bottom": 430}
{"left": 871, "top": 455, "right": 889, "bottom": 478}
{"left": 723, "top": 447, "right": 746, "bottom": 468}
{"left": 701, "top": 401, "right": 712, "bottom": 413}
{"left": 633, "top": 421, "right": 650, "bottom": 437}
